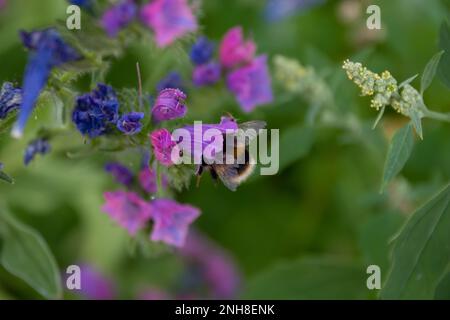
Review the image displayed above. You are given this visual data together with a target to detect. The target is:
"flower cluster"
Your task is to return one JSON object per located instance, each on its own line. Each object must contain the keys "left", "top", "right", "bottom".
{"left": 189, "top": 26, "right": 273, "bottom": 112}
{"left": 12, "top": 29, "right": 80, "bottom": 138}
{"left": 0, "top": 82, "right": 22, "bottom": 119}
{"left": 100, "top": 0, "right": 198, "bottom": 47}
{"left": 391, "top": 84, "right": 423, "bottom": 117}
{"left": 273, "top": 55, "right": 332, "bottom": 106}
{"left": 72, "top": 83, "right": 144, "bottom": 138}
{"left": 342, "top": 59, "right": 398, "bottom": 111}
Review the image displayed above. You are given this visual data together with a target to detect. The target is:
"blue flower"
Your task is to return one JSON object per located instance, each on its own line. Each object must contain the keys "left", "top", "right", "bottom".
{"left": 24, "top": 138, "right": 51, "bottom": 165}
{"left": 12, "top": 29, "right": 80, "bottom": 138}
{"left": 0, "top": 82, "right": 22, "bottom": 119}
{"left": 193, "top": 62, "right": 221, "bottom": 87}
{"left": 190, "top": 36, "right": 215, "bottom": 65}
{"left": 104, "top": 162, "right": 134, "bottom": 186}
{"left": 72, "top": 84, "right": 119, "bottom": 138}
{"left": 156, "top": 71, "right": 185, "bottom": 92}
{"left": 101, "top": 0, "right": 137, "bottom": 37}
{"left": 117, "top": 112, "right": 144, "bottom": 135}
{"left": 69, "top": 0, "right": 92, "bottom": 8}
{"left": 264, "top": 0, "right": 325, "bottom": 22}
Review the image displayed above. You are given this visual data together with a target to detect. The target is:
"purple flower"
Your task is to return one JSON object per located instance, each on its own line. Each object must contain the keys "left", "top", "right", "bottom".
{"left": 102, "top": 191, "right": 152, "bottom": 235}
{"left": 72, "top": 84, "right": 120, "bottom": 138}
{"left": 150, "top": 199, "right": 200, "bottom": 247}
{"left": 141, "top": 0, "right": 197, "bottom": 47}
{"left": 12, "top": 29, "right": 80, "bottom": 138}
{"left": 190, "top": 36, "right": 215, "bottom": 65}
{"left": 138, "top": 167, "right": 168, "bottom": 193}
{"left": 219, "top": 26, "right": 256, "bottom": 69}
{"left": 0, "top": 82, "right": 22, "bottom": 119}
{"left": 150, "top": 128, "right": 179, "bottom": 166}
{"left": 182, "top": 232, "right": 241, "bottom": 299}
{"left": 0, "top": 0, "right": 6, "bottom": 10}
{"left": 101, "top": 0, "right": 137, "bottom": 37}
{"left": 117, "top": 112, "right": 144, "bottom": 135}
{"left": 73, "top": 264, "right": 116, "bottom": 300}
{"left": 156, "top": 71, "right": 185, "bottom": 92}
{"left": 138, "top": 288, "right": 170, "bottom": 300}
{"left": 105, "top": 162, "right": 134, "bottom": 186}
{"left": 193, "top": 62, "right": 221, "bottom": 87}
{"left": 24, "top": 138, "right": 51, "bottom": 165}
{"left": 226, "top": 55, "right": 273, "bottom": 112}
{"left": 151, "top": 88, "right": 187, "bottom": 123}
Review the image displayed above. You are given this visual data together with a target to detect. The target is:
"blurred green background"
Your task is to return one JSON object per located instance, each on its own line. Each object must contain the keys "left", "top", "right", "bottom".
{"left": 0, "top": 0, "right": 449, "bottom": 299}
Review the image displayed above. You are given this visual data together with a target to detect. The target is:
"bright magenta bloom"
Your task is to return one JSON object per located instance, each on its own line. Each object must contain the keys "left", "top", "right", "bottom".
{"left": 140, "top": 0, "right": 197, "bottom": 47}
{"left": 102, "top": 191, "right": 152, "bottom": 235}
{"left": 219, "top": 26, "right": 256, "bottom": 69}
{"left": 151, "top": 88, "right": 187, "bottom": 123}
{"left": 150, "top": 199, "right": 200, "bottom": 247}
{"left": 226, "top": 55, "right": 273, "bottom": 112}
{"left": 150, "top": 128, "right": 179, "bottom": 166}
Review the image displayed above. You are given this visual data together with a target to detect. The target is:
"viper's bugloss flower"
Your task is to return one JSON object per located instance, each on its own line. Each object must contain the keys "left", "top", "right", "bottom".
{"left": 102, "top": 191, "right": 152, "bottom": 235}
{"left": 72, "top": 84, "right": 119, "bottom": 138}
{"left": 75, "top": 264, "right": 117, "bottom": 300}
{"left": 138, "top": 167, "right": 167, "bottom": 193}
{"left": 264, "top": 0, "right": 325, "bottom": 22}
{"left": 190, "top": 36, "right": 215, "bottom": 65}
{"left": 156, "top": 71, "right": 185, "bottom": 92}
{"left": 117, "top": 112, "right": 144, "bottom": 135}
{"left": 150, "top": 128, "right": 178, "bottom": 166}
{"left": 105, "top": 162, "right": 134, "bottom": 186}
{"left": 141, "top": 0, "right": 197, "bottom": 47}
{"left": 193, "top": 62, "right": 221, "bottom": 87}
{"left": 12, "top": 29, "right": 80, "bottom": 138}
{"left": 0, "top": 82, "right": 22, "bottom": 119}
{"left": 219, "top": 26, "right": 256, "bottom": 69}
{"left": 182, "top": 232, "right": 241, "bottom": 299}
{"left": 101, "top": 0, "right": 137, "bottom": 37}
{"left": 342, "top": 59, "right": 398, "bottom": 110}
{"left": 69, "top": 0, "right": 91, "bottom": 8}
{"left": 150, "top": 198, "right": 200, "bottom": 247}
{"left": 24, "top": 138, "right": 51, "bottom": 165}
{"left": 226, "top": 55, "right": 273, "bottom": 112}
{"left": 151, "top": 88, "right": 187, "bottom": 123}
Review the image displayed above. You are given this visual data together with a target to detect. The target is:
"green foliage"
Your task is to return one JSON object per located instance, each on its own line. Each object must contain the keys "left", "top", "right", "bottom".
{"left": 278, "top": 125, "right": 314, "bottom": 172}
{"left": 381, "top": 123, "right": 415, "bottom": 193}
{"left": 421, "top": 50, "right": 444, "bottom": 95}
{"left": 438, "top": 21, "right": 450, "bottom": 89}
{"left": 381, "top": 184, "right": 450, "bottom": 299}
{"left": 0, "top": 210, "right": 62, "bottom": 299}
{"left": 243, "top": 257, "right": 369, "bottom": 299}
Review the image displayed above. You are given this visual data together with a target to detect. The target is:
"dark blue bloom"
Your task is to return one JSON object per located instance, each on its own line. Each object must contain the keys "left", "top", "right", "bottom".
{"left": 190, "top": 36, "right": 215, "bottom": 65}
{"left": 72, "top": 84, "right": 119, "bottom": 138}
{"left": 24, "top": 138, "right": 51, "bottom": 165}
{"left": 69, "top": 0, "right": 92, "bottom": 8}
{"left": 264, "top": 0, "right": 325, "bottom": 22}
{"left": 0, "top": 82, "right": 22, "bottom": 119}
{"left": 117, "top": 112, "right": 144, "bottom": 135}
{"left": 104, "top": 162, "right": 134, "bottom": 186}
{"left": 12, "top": 29, "right": 80, "bottom": 138}
{"left": 101, "top": 0, "right": 137, "bottom": 37}
{"left": 156, "top": 71, "right": 185, "bottom": 92}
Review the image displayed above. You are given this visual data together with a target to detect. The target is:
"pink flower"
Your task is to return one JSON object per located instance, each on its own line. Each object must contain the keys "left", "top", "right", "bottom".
{"left": 141, "top": 0, "right": 197, "bottom": 47}
{"left": 151, "top": 88, "right": 187, "bottom": 123}
{"left": 138, "top": 288, "right": 170, "bottom": 300}
{"left": 226, "top": 55, "right": 273, "bottom": 112}
{"left": 150, "top": 128, "right": 179, "bottom": 166}
{"left": 138, "top": 167, "right": 167, "bottom": 193}
{"left": 102, "top": 191, "right": 152, "bottom": 235}
{"left": 150, "top": 199, "right": 200, "bottom": 247}
{"left": 219, "top": 26, "right": 256, "bottom": 69}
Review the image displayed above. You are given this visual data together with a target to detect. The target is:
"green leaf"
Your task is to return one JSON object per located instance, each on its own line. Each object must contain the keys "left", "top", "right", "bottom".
{"left": 438, "top": 21, "right": 450, "bottom": 89}
{"left": 279, "top": 125, "right": 315, "bottom": 171}
{"left": 381, "top": 123, "right": 415, "bottom": 192}
{"left": 242, "top": 257, "right": 369, "bottom": 299}
{"left": 399, "top": 74, "right": 418, "bottom": 89}
{"left": 435, "top": 272, "right": 450, "bottom": 299}
{"left": 381, "top": 183, "right": 450, "bottom": 299}
{"left": 420, "top": 51, "right": 444, "bottom": 95}
{"left": 408, "top": 108, "right": 423, "bottom": 140}
{"left": 0, "top": 211, "right": 62, "bottom": 299}
{"left": 0, "top": 171, "right": 13, "bottom": 184}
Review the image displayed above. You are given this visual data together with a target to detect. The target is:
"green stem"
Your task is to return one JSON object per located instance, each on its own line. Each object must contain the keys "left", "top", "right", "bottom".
{"left": 423, "top": 109, "right": 450, "bottom": 123}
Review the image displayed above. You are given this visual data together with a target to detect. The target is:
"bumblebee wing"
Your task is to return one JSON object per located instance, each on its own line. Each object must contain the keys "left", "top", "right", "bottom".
{"left": 212, "top": 164, "right": 240, "bottom": 191}
{"left": 239, "top": 120, "right": 266, "bottom": 132}
{"left": 236, "top": 120, "right": 267, "bottom": 146}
